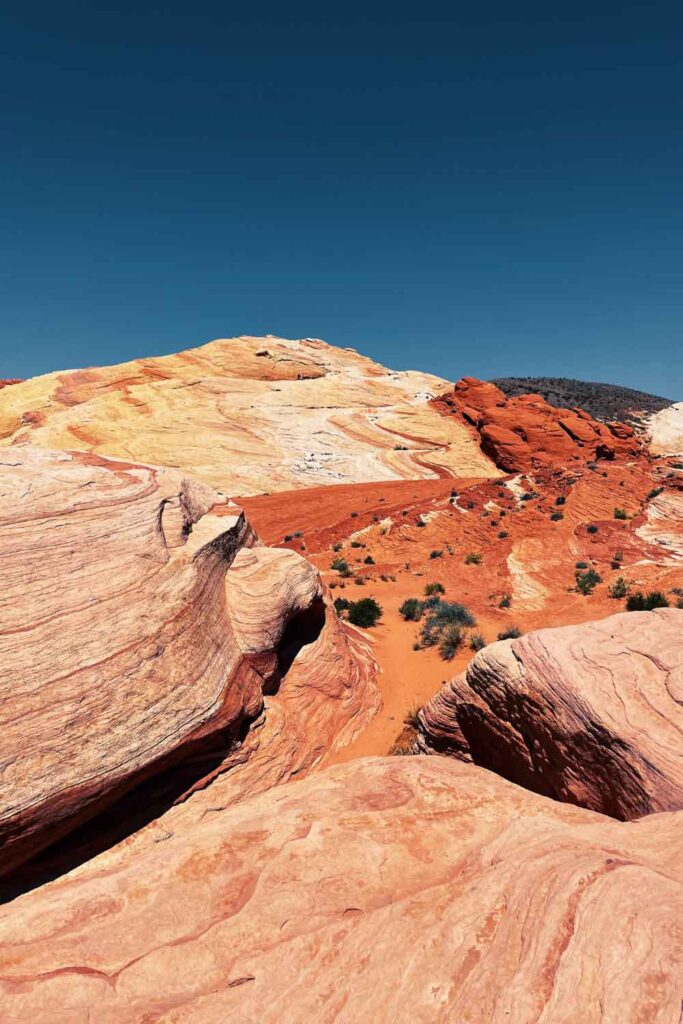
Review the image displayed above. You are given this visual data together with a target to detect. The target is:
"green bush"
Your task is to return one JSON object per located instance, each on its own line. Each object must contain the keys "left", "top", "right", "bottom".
{"left": 347, "top": 597, "right": 383, "bottom": 627}
{"left": 497, "top": 626, "right": 522, "bottom": 640}
{"left": 364, "top": 555, "right": 375, "bottom": 565}
{"left": 424, "top": 582, "right": 445, "bottom": 596}
{"left": 575, "top": 568, "right": 602, "bottom": 595}
{"left": 646, "top": 487, "right": 663, "bottom": 500}
{"left": 550, "top": 512, "right": 563, "bottom": 521}
{"left": 586, "top": 524, "right": 599, "bottom": 534}
{"left": 464, "top": 552, "right": 482, "bottom": 565}
{"left": 498, "top": 530, "right": 509, "bottom": 539}
{"left": 399, "top": 598, "right": 424, "bottom": 622}
{"left": 420, "top": 599, "right": 476, "bottom": 648}
{"left": 439, "top": 624, "right": 465, "bottom": 660}
{"left": 608, "top": 576, "right": 629, "bottom": 599}
{"left": 626, "top": 591, "right": 670, "bottom": 611}
{"left": 613, "top": 508, "right": 628, "bottom": 520}
{"left": 331, "top": 557, "right": 350, "bottom": 576}
{"left": 469, "top": 632, "right": 487, "bottom": 652}
{"left": 575, "top": 561, "right": 589, "bottom": 570}
{"left": 333, "top": 597, "right": 351, "bottom": 615}
{"left": 499, "top": 592, "right": 511, "bottom": 608}
{"left": 555, "top": 495, "right": 566, "bottom": 506}
{"left": 429, "top": 549, "right": 443, "bottom": 559}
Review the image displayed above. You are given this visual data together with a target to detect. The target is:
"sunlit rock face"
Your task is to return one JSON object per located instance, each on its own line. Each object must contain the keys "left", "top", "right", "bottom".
{"left": 419, "top": 609, "right": 683, "bottom": 820}
{"left": 0, "top": 756, "right": 681, "bottom": 1024}
{"left": 435, "top": 376, "right": 641, "bottom": 472}
{"left": 0, "top": 335, "right": 500, "bottom": 494}
{"left": 648, "top": 401, "right": 683, "bottom": 455}
{"left": 0, "top": 447, "right": 378, "bottom": 878}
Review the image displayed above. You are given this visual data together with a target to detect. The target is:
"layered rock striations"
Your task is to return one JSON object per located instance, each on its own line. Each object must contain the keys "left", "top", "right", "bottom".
{"left": 419, "top": 609, "right": 683, "bottom": 819}
{"left": 0, "top": 336, "right": 500, "bottom": 493}
{"left": 0, "top": 756, "right": 681, "bottom": 1023}
{"left": 0, "top": 448, "right": 377, "bottom": 877}
{"left": 648, "top": 401, "right": 683, "bottom": 455}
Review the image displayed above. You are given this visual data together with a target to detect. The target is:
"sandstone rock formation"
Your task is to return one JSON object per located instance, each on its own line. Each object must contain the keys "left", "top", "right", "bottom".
{"left": 419, "top": 608, "right": 683, "bottom": 819}
{"left": 0, "top": 336, "right": 500, "bottom": 493}
{"left": 648, "top": 401, "right": 683, "bottom": 455}
{"left": 0, "top": 448, "right": 377, "bottom": 877}
{"left": 435, "top": 377, "right": 641, "bottom": 472}
{"left": 0, "top": 756, "right": 681, "bottom": 1023}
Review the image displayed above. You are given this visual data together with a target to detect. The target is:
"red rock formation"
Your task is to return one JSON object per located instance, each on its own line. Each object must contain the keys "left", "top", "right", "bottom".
{"left": 0, "top": 378, "right": 21, "bottom": 390}
{"left": 435, "top": 377, "right": 640, "bottom": 472}
{"left": 0, "top": 448, "right": 378, "bottom": 877}
{"left": 0, "top": 756, "right": 681, "bottom": 1023}
{"left": 418, "top": 609, "right": 683, "bottom": 819}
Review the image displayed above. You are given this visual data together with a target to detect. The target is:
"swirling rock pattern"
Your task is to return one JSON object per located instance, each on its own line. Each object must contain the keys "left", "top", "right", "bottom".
{"left": 418, "top": 609, "right": 683, "bottom": 819}
{"left": 0, "top": 448, "right": 378, "bottom": 877}
{"left": 0, "top": 756, "right": 681, "bottom": 1023}
{"left": 0, "top": 336, "right": 499, "bottom": 494}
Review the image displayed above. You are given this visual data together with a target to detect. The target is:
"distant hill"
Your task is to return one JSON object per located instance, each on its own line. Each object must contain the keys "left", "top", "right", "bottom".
{"left": 491, "top": 376, "right": 673, "bottom": 426}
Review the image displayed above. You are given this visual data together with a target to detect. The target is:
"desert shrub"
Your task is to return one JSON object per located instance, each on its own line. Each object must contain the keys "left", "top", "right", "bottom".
{"left": 332, "top": 542, "right": 343, "bottom": 552}
{"left": 364, "top": 555, "right": 375, "bottom": 565}
{"left": 420, "top": 599, "right": 476, "bottom": 649}
{"left": 464, "top": 552, "right": 481, "bottom": 565}
{"left": 550, "top": 512, "right": 563, "bottom": 521}
{"left": 646, "top": 487, "right": 663, "bottom": 500}
{"left": 350, "top": 511, "right": 358, "bottom": 518}
{"left": 586, "top": 524, "right": 599, "bottom": 534}
{"left": 347, "top": 597, "right": 383, "bottom": 627}
{"left": 416, "top": 517, "right": 426, "bottom": 528}
{"left": 403, "top": 704, "right": 422, "bottom": 730}
{"left": 412, "top": 641, "right": 421, "bottom": 650}
{"left": 389, "top": 734, "right": 416, "bottom": 756}
{"left": 394, "top": 444, "right": 408, "bottom": 451}
{"left": 626, "top": 591, "right": 670, "bottom": 611}
{"left": 424, "top": 581, "right": 445, "bottom": 596}
{"left": 520, "top": 492, "right": 533, "bottom": 501}
{"left": 613, "top": 508, "right": 628, "bottom": 520}
{"left": 608, "top": 576, "right": 629, "bottom": 599}
{"left": 350, "top": 540, "right": 363, "bottom": 548}
{"left": 497, "top": 626, "right": 522, "bottom": 640}
{"left": 575, "top": 568, "right": 602, "bottom": 595}
{"left": 331, "top": 557, "right": 350, "bottom": 575}
{"left": 333, "top": 597, "right": 351, "bottom": 615}
{"left": 293, "top": 531, "right": 303, "bottom": 538}
{"left": 354, "top": 576, "right": 366, "bottom": 585}
{"left": 450, "top": 488, "right": 458, "bottom": 497}
{"left": 283, "top": 534, "right": 293, "bottom": 542}
{"left": 498, "top": 530, "right": 509, "bottom": 539}
{"left": 429, "top": 549, "right": 443, "bottom": 559}
{"left": 575, "top": 561, "right": 589, "bottom": 569}
{"left": 439, "top": 624, "right": 465, "bottom": 660}
{"left": 469, "top": 632, "right": 487, "bottom": 652}
{"left": 499, "top": 592, "right": 512, "bottom": 608}
{"left": 399, "top": 598, "right": 424, "bottom": 622}
{"left": 555, "top": 495, "right": 566, "bottom": 506}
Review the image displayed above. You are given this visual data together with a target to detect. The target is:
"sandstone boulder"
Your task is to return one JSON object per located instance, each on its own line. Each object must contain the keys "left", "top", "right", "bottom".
{"left": 418, "top": 609, "right": 683, "bottom": 819}
{"left": 0, "top": 448, "right": 377, "bottom": 877}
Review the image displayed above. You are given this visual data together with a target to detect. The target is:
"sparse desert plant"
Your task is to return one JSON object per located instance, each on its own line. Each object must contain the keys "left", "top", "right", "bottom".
{"left": 350, "top": 511, "right": 358, "bottom": 518}
{"left": 364, "top": 555, "right": 375, "bottom": 565}
{"left": 439, "top": 624, "right": 465, "bottom": 660}
{"left": 354, "top": 575, "right": 366, "bottom": 585}
{"left": 608, "top": 576, "right": 629, "bottom": 599}
{"left": 389, "top": 733, "right": 417, "bottom": 756}
{"left": 332, "top": 542, "right": 343, "bottom": 552}
{"left": 347, "top": 597, "right": 383, "bottom": 627}
{"left": 403, "top": 704, "right": 422, "bottom": 730}
{"left": 333, "top": 597, "right": 351, "bottom": 615}
{"left": 399, "top": 598, "right": 424, "bottom": 622}
{"left": 646, "top": 487, "right": 663, "bottom": 500}
{"left": 331, "top": 557, "right": 350, "bottom": 575}
{"left": 469, "top": 632, "right": 487, "bottom": 652}
{"left": 464, "top": 552, "right": 481, "bottom": 565}
{"left": 419, "top": 599, "right": 476, "bottom": 648}
{"left": 350, "top": 540, "right": 363, "bottom": 548}
{"left": 626, "top": 591, "right": 670, "bottom": 611}
{"left": 499, "top": 592, "right": 512, "bottom": 608}
{"left": 586, "top": 524, "right": 599, "bottom": 534}
{"left": 424, "top": 581, "right": 445, "bottom": 596}
{"left": 498, "top": 530, "right": 509, "bottom": 538}
{"left": 575, "top": 561, "right": 589, "bottom": 569}
{"left": 575, "top": 568, "right": 602, "bottom": 595}
{"left": 497, "top": 626, "right": 522, "bottom": 640}
{"left": 550, "top": 512, "right": 563, "bottom": 521}
{"left": 613, "top": 507, "right": 628, "bottom": 520}
{"left": 429, "top": 549, "right": 443, "bottom": 559}
{"left": 555, "top": 495, "right": 566, "bottom": 506}
{"left": 284, "top": 534, "right": 293, "bottom": 542}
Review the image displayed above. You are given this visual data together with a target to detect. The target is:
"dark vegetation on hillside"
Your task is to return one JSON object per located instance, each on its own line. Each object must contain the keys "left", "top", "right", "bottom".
{"left": 491, "top": 376, "right": 672, "bottom": 425}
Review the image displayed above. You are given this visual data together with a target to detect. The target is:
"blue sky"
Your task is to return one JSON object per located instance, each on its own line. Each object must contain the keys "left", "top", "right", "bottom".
{"left": 1, "top": 2, "right": 682, "bottom": 397}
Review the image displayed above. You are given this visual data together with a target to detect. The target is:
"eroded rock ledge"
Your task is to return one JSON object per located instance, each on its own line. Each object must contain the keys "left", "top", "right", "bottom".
{"left": 0, "top": 448, "right": 378, "bottom": 879}
{"left": 418, "top": 608, "right": 683, "bottom": 820}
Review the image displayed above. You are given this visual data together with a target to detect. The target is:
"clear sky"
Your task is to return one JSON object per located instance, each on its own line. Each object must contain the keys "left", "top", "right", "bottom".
{"left": 1, "top": 2, "right": 682, "bottom": 397}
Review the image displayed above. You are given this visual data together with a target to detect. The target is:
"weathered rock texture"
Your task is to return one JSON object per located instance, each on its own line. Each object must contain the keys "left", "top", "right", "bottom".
{"left": 648, "top": 401, "right": 683, "bottom": 455}
{"left": 0, "top": 756, "right": 681, "bottom": 1023}
{"left": 419, "top": 609, "right": 683, "bottom": 820}
{"left": 435, "top": 377, "right": 641, "bottom": 472}
{"left": 0, "top": 448, "right": 377, "bottom": 877}
{"left": 0, "top": 336, "right": 500, "bottom": 493}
